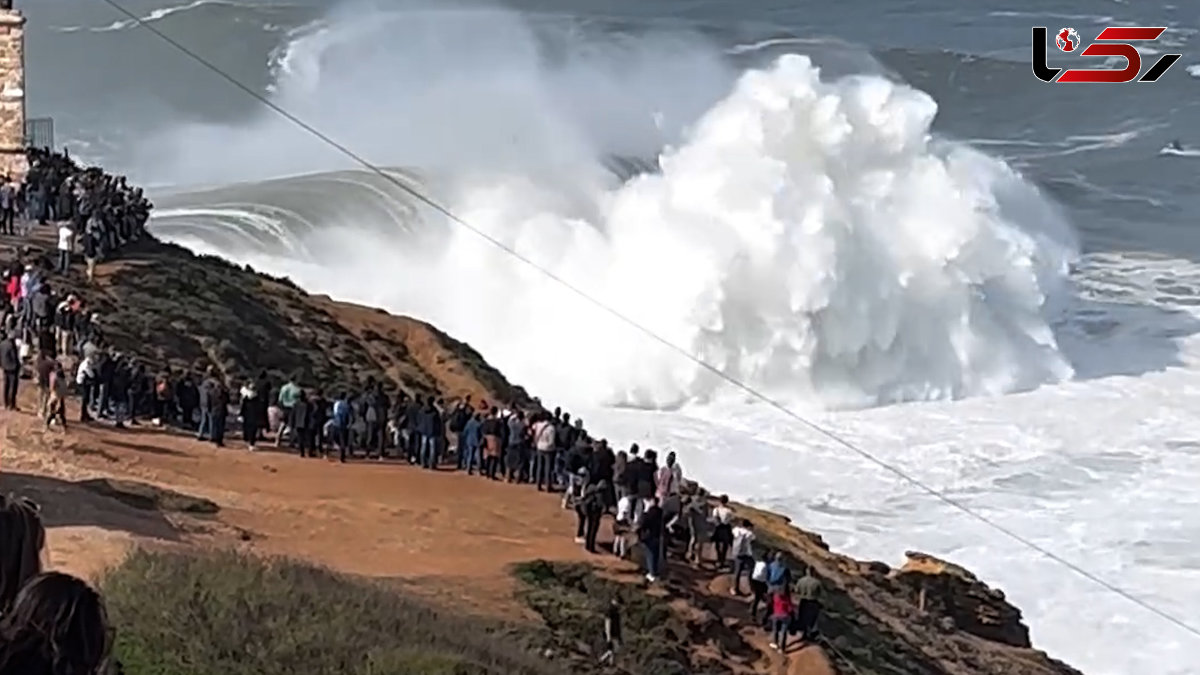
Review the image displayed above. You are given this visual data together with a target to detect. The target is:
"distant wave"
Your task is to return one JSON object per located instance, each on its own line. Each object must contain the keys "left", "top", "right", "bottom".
{"left": 49, "top": 0, "right": 270, "bottom": 34}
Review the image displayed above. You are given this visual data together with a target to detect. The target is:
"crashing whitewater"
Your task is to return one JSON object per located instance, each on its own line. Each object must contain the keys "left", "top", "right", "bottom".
{"left": 151, "top": 52, "right": 1080, "bottom": 411}
{"left": 142, "top": 7, "right": 1200, "bottom": 675}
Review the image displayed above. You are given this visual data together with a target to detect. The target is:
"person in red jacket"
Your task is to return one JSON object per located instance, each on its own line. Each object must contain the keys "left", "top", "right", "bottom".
{"left": 769, "top": 587, "right": 795, "bottom": 653}
{"left": 4, "top": 271, "right": 18, "bottom": 310}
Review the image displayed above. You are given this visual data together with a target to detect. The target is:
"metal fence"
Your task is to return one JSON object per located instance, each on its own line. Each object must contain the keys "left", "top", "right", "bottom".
{"left": 24, "top": 117, "right": 53, "bottom": 150}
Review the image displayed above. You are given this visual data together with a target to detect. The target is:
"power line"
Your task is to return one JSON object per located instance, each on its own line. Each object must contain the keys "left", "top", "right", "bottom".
{"left": 95, "top": 0, "right": 1200, "bottom": 640}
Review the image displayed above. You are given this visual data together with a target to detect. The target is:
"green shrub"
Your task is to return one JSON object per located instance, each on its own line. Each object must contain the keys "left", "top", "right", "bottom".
{"left": 101, "top": 549, "right": 562, "bottom": 675}
{"left": 511, "top": 561, "right": 696, "bottom": 675}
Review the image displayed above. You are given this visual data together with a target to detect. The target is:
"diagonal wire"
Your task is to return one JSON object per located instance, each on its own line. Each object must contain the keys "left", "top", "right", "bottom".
{"left": 95, "top": 0, "right": 1200, "bottom": 640}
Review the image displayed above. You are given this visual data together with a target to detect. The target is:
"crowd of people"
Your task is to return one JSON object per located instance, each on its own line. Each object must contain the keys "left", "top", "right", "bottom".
{"left": 0, "top": 147, "right": 827, "bottom": 671}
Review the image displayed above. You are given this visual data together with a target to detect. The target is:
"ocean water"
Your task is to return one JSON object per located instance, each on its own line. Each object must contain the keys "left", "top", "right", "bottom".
{"left": 23, "top": 0, "right": 1200, "bottom": 672}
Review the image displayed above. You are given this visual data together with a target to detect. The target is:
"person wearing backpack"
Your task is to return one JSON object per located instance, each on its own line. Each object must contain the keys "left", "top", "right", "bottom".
{"left": 581, "top": 479, "right": 608, "bottom": 554}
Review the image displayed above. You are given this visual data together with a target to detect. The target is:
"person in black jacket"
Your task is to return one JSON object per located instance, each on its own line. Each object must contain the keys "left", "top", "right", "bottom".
{"left": 579, "top": 479, "right": 608, "bottom": 554}
{"left": 639, "top": 498, "right": 665, "bottom": 583}
{"left": 291, "top": 391, "right": 314, "bottom": 457}
{"left": 589, "top": 439, "right": 616, "bottom": 508}
{"left": 404, "top": 395, "right": 422, "bottom": 464}
{"left": 310, "top": 389, "right": 329, "bottom": 458}
{"left": 418, "top": 396, "right": 443, "bottom": 469}
{"left": 176, "top": 374, "right": 198, "bottom": 431}
{"left": 480, "top": 409, "right": 503, "bottom": 480}
{"left": 110, "top": 359, "right": 130, "bottom": 429}
{"left": 0, "top": 332, "right": 19, "bottom": 410}
{"left": 127, "top": 363, "right": 147, "bottom": 426}
{"left": 97, "top": 353, "right": 116, "bottom": 420}
{"left": 211, "top": 379, "right": 230, "bottom": 448}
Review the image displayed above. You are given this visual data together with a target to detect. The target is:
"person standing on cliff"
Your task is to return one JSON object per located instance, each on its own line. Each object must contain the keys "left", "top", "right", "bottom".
{"left": 74, "top": 351, "right": 95, "bottom": 423}
{"left": 638, "top": 497, "right": 665, "bottom": 584}
{"left": 310, "top": 389, "right": 329, "bottom": 458}
{"left": 480, "top": 407, "right": 503, "bottom": 479}
{"left": 769, "top": 584, "right": 795, "bottom": 653}
{"left": 792, "top": 565, "right": 822, "bottom": 643}
{"left": 33, "top": 351, "right": 53, "bottom": 419}
{"left": 0, "top": 178, "right": 14, "bottom": 237}
{"left": 56, "top": 221, "right": 73, "bottom": 274}
{"left": 403, "top": 394, "right": 422, "bottom": 463}
{"left": 0, "top": 331, "right": 19, "bottom": 411}
{"left": 730, "top": 519, "right": 757, "bottom": 596}
{"left": 656, "top": 451, "right": 684, "bottom": 503}
{"left": 196, "top": 367, "right": 217, "bottom": 441}
{"left": 275, "top": 375, "right": 300, "bottom": 448}
{"left": 710, "top": 495, "right": 735, "bottom": 569}
{"left": 210, "top": 377, "right": 231, "bottom": 448}
{"left": 239, "top": 380, "right": 262, "bottom": 452}
{"left": 44, "top": 360, "right": 69, "bottom": 432}
{"left": 460, "top": 411, "right": 482, "bottom": 475}
{"left": 418, "top": 395, "right": 442, "bottom": 469}
{"left": 531, "top": 412, "right": 557, "bottom": 491}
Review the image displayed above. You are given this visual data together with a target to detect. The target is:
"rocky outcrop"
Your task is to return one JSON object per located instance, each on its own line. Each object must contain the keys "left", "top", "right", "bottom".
{"left": 741, "top": 506, "right": 1084, "bottom": 675}
{"left": 893, "top": 551, "right": 1030, "bottom": 648}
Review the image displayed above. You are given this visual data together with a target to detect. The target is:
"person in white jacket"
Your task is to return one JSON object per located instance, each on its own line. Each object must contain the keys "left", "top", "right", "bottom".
{"left": 729, "top": 519, "right": 757, "bottom": 596}
{"left": 75, "top": 354, "right": 95, "bottom": 423}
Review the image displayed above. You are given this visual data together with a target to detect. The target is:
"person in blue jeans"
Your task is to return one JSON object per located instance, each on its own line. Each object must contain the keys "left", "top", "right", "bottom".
{"left": 195, "top": 368, "right": 218, "bottom": 441}
{"left": 459, "top": 412, "right": 482, "bottom": 473}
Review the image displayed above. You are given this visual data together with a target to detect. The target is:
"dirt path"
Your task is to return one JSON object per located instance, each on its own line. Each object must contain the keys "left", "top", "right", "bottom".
{"left": 0, "top": 387, "right": 834, "bottom": 673}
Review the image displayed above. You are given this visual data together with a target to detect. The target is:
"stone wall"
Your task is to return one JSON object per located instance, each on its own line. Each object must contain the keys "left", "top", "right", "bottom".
{"left": 0, "top": 10, "right": 24, "bottom": 180}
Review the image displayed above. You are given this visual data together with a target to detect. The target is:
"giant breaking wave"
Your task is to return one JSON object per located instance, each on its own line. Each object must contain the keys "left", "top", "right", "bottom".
{"left": 144, "top": 5, "right": 1079, "bottom": 410}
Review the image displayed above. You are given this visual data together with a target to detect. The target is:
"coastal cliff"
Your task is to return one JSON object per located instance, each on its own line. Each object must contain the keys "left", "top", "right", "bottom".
{"left": 0, "top": 232, "right": 1083, "bottom": 675}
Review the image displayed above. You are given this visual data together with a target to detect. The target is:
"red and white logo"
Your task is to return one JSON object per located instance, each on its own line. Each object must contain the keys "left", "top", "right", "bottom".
{"left": 1056, "top": 27, "right": 1080, "bottom": 52}
{"left": 1033, "top": 26, "right": 1183, "bottom": 83}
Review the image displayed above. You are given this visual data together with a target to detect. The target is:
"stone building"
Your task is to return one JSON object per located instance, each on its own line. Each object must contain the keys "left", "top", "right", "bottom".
{"left": 0, "top": 2, "right": 24, "bottom": 179}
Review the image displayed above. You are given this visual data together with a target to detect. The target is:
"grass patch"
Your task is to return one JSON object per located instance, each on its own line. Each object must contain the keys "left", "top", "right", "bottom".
{"left": 512, "top": 560, "right": 720, "bottom": 675}
{"left": 102, "top": 549, "right": 562, "bottom": 675}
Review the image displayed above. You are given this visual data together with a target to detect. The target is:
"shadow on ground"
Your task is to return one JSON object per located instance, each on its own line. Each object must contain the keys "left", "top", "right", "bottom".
{"left": 0, "top": 472, "right": 219, "bottom": 542}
